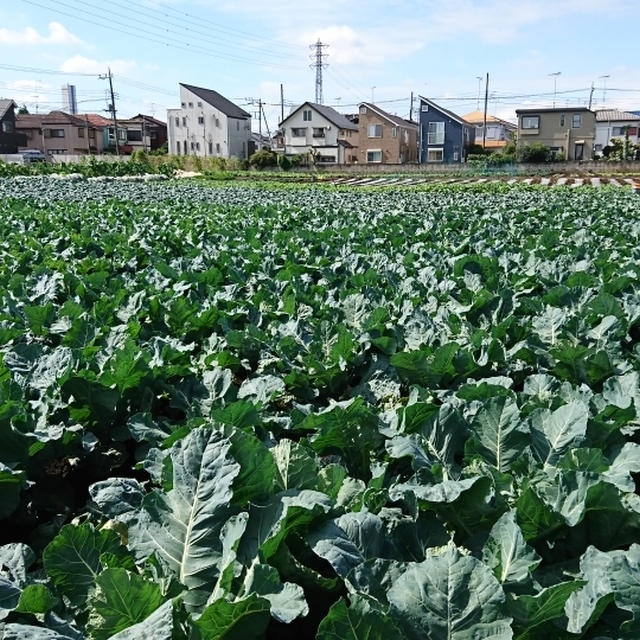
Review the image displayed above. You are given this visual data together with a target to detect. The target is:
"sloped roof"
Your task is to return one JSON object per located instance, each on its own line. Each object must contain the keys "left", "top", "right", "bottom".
{"left": 461, "top": 109, "right": 517, "bottom": 129}
{"left": 0, "top": 99, "right": 17, "bottom": 119}
{"left": 418, "top": 96, "right": 471, "bottom": 126}
{"left": 119, "top": 113, "right": 167, "bottom": 126}
{"left": 280, "top": 102, "right": 358, "bottom": 130}
{"left": 358, "top": 102, "right": 418, "bottom": 129}
{"left": 16, "top": 111, "right": 92, "bottom": 127}
{"left": 15, "top": 114, "right": 43, "bottom": 128}
{"left": 595, "top": 109, "right": 640, "bottom": 122}
{"left": 180, "top": 84, "right": 250, "bottom": 119}
{"left": 83, "top": 113, "right": 113, "bottom": 126}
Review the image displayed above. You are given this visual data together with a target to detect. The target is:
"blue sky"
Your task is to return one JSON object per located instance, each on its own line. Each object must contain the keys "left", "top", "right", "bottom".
{"left": 1, "top": 0, "right": 639, "bottom": 132}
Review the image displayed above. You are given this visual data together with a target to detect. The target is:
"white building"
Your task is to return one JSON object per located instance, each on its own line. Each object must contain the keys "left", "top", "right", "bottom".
{"left": 167, "top": 84, "right": 251, "bottom": 159}
{"left": 595, "top": 109, "right": 640, "bottom": 155}
{"left": 279, "top": 102, "right": 358, "bottom": 164}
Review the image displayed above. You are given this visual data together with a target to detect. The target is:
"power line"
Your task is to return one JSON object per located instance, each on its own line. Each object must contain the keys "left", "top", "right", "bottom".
{"left": 20, "top": 0, "right": 302, "bottom": 70}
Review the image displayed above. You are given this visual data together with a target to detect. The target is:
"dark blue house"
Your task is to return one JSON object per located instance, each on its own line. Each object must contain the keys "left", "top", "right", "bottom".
{"left": 418, "top": 96, "right": 475, "bottom": 164}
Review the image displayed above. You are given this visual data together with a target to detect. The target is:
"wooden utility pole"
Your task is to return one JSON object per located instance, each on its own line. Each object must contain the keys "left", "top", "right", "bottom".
{"left": 482, "top": 72, "right": 489, "bottom": 151}
{"left": 588, "top": 83, "right": 595, "bottom": 110}
{"left": 100, "top": 68, "right": 120, "bottom": 155}
{"left": 258, "top": 98, "right": 262, "bottom": 149}
{"left": 280, "top": 84, "right": 284, "bottom": 124}
{"left": 410, "top": 91, "right": 414, "bottom": 122}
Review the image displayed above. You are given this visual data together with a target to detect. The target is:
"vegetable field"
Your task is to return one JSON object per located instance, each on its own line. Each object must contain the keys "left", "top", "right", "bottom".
{"left": 2, "top": 177, "right": 640, "bottom": 639}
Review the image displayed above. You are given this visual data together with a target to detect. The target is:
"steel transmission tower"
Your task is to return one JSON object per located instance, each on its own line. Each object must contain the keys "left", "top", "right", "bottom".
{"left": 309, "top": 40, "right": 329, "bottom": 104}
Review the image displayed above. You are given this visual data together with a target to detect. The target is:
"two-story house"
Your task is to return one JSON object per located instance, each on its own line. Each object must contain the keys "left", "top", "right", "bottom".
{"left": 167, "top": 84, "right": 251, "bottom": 159}
{"left": 84, "top": 114, "right": 126, "bottom": 153}
{"left": 357, "top": 102, "right": 418, "bottom": 164}
{"left": 16, "top": 111, "right": 99, "bottom": 156}
{"left": 418, "top": 97, "right": 475, "bottom": 163}
{"left": 515, "top": 107, "right": 596, "bottom": 161}
{"left": 461, "top": 110, "right": 516, "bottom": 153}
{"left": 0, "top": 100, "right": 27, "bottom": 153}
{"left": 279, "top": 102, "right": 358, "bottom": 164}
{"left": 116, "top": 114, "right": 167, "bottom": 153}
{"left": 594, "top": 109, "right": 640, "bottom": 156}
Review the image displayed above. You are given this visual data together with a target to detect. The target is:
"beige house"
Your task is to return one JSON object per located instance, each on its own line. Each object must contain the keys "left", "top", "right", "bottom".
{"left": 357, "top": 102, "right": 418, "bottom": 164}
{"left": 16, "top": 111, "right": 100, "bottom": 156}
{"left": 461, "top": 110, "right": 516, "bottom": 153}
{"left": 515, "top": 107, "right": 596, "bottom": 161}
{"left": 279, "top": 102, "right": 358, "bottom": 164}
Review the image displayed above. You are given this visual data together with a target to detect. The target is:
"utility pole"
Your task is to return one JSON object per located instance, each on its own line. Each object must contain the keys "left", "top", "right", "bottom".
{"left": 410, "top": 91, "right": 414, "bottom": 122}
{"left": 476, "top": 76, "right": 483, "bottom": 110}
{"left": 100, "top": 67, "right": 120, "bottom": 155}
{"left": 588, "top": 82, "right": 595, "bottom": 110}
{"left": 482, "top": 72, "right": 489, "bottom": 151}
{"left": 258, "top": 98, "right": 262, "bottom": 149}
{"left": 260, "top": 102, "right": 271, "bottom": 143}
{"left": 309, "top": 40, "right": 329, "bottom": 104}
{"left": 280, "top": 84, "right": 284, "bottom": 124}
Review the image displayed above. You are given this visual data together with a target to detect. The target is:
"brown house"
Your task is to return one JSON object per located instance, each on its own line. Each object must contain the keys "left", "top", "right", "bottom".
{"left": 357, "top": 102, "right": 418, "bottom": 164}
{"left": 0, "top": 100, "right": 27, "bottom": 153}
{"left": 117, "top": 114, "right": 167, "bottom": 153}
{"left": 16, "top": 111, "right": 100, "bottom": 156}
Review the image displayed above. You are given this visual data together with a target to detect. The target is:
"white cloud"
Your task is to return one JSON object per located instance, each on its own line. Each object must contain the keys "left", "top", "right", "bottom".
{"left": 0, "top": 21, "right": 82, "bottom": 46}
{"left": 60, "top": 56, "right": 137, "bottom": 75}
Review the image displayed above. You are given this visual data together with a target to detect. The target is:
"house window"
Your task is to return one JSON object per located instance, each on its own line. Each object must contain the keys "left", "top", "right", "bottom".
{"left": 183, "top": 140, "right": 187, "bottom": 154}
{"left": 196, "top": 142, "right": 200, "bottom": 150}
{"left": 182, "top": 117, "right": 187, "bottom": 126}
{"left": 367, "top": 149, "right": 382, "bottom": 163}
{"left": 47, "top": 129, "right": 65, "bottom": 138}
{"left": 367, "top": 124, "right": 382, "bottom": 138}
{"left": 198, "top": 116, "right": 204, "bottom": 124}
{"left": 2, "top": 121, "right": 14, "bottom": 133}
{"left": 427, "top": 148, "right": 443, "bottom": 162}
{"left": 181, "top": 102, "right": 186, "bottom": 108}
{"left": 291, "top": 127, "right": 306, "bottom": 137}
{"left": 612, "top": 126, "right": 624, "bottom": 136}
{"left": 427, "top": 121, "right": 444, "bottom": 145}
{"left": 359, "top": 106, "right": 367, "bottom": 114}
{"left": 89, "top": 129, "right": 95, "bottom": 139}
{"left": 188, "top": 102, "right": 193, "bottom": 108}
{"left": 303, "top": 109, "right": 312, "bottom": 121}
{"left": 560, "top": 114, "right": 565, "bottom": 126}
{"left": 421, "top": 104, "right": 429, "bottom": 112}
{"left": 312, "top": 127, "right": 325, "bottom": 138}
{"left": 197, "top": 101, "right": 202, "bottom": 107}
{"left": 522, "top": 115, "right": 539, "bottom": 129}
{"left": 216, "top": 143, "right": 220, "bottom": 153}
{"left": 175, "top": 117, "right": 179, "bottom": 127}
{"left": 208, "top": 141, "right": 213, "bottom": 154}
{"left": 236, "top": 120, "right": 239, "bottom": 131}
{"left": 391, "top": 127, "right": 397, "bottom": 138}
{"left": 78, "top": 127, "right": 84, "bottom": 138}
{"left": 572, "top": 114, "right": 582, "bottom": 128}
{"left": 127, "top": 130, "right": 143, "bottom": 142}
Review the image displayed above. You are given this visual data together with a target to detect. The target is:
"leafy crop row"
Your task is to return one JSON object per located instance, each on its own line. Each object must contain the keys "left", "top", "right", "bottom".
{"left": 1, "top": 179, "right": 640, "bottom": 638}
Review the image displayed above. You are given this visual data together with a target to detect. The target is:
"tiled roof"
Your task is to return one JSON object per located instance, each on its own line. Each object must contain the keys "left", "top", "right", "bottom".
{"left": 180, "top": 84, "right": 251, "bottom": 119}
{"left": 280, "top": 102, "right": 358, "bottom": 130}
{"left": 358, "top": 102, "right": 418, "bottom": 128}
{"left": 461, "top": 109, "right": 517, "bottom": 128}
{"left": 83, "top": 113, "right": 113, "bottom": 126}
{"left": 595, "top": 109, "right": 640, "bottom": 122}
{"left": 418, "top": 96, "right": 471, "bottom": 126}
{"left": 0, "top": 99, "right": 16, "bottom": 120}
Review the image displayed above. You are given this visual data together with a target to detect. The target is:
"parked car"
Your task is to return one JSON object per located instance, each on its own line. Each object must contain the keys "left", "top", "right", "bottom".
{"left": 20, "top": 149, "right": 46, "bottom": 163}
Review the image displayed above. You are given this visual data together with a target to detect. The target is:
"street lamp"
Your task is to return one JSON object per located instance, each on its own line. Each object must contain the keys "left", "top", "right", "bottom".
{"left": 598, "top": 75, "right": 610, "bottom": 106}
{"left": 476, "top": 76, "right": 483, "bottom": 110}
{"left": 549, "top": 71, "right": 561, "bottom": 108}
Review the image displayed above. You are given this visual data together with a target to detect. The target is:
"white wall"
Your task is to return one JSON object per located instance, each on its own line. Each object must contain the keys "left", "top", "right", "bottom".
{"left": 595, "top": 120, "right": 640, "bottom": 153}
{"left": 282, "top": 107, "right": 339, "bottom": 155}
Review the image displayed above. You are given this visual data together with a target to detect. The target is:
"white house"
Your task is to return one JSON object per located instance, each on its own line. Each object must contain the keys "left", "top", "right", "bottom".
{"left": 167, "top": 84, "right": 251, "bottom": 159}
{"left": 279, "top": 102, "right": 358, "bottom": 164}
{"left": 594, "top": 109, "right": 640, "bottom": 155}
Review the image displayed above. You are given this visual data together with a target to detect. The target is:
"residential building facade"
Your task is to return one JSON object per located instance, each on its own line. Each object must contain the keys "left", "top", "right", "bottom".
{"left": 167, "top": 84, "right": 251, "bottom": 159}
{"left": 594, "top": 109, "right": 640, "bottom": 156}
{"left": 0, "top": 100, "right": 27, "bottom": 153}
{"left": 418, "top": 97, "right": 475, "bottom": 163}
{"left": 461, "top": 109, "right": 516, "bottom": 153}
{"left": 279, "top": 102, "right": 358, "bottom": 164}
{"left": 116, "top": 114, "right": 167, "bottom": 153}
{"left": 16, "top": 111, "right": 99, "bottom": 156}
{"left": 515, "top": 107, "right": 596, "bottom": 161}
{"left": 84, "top": 114, "right": 126, "bottom": 153}
{"left": 357, "top": 102, "right": 418, "bottom": 164}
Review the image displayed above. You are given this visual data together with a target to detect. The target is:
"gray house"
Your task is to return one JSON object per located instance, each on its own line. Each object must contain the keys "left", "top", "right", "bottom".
{"left": 0, "top": 100, "right": 27, "bottom": 153}
{"left": 418, "top": 96, "right": 474, "bottom": 163}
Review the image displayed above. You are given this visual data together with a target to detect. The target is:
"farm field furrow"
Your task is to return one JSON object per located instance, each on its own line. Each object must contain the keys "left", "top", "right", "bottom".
{"left": 1, "top": 178, "right": 640, "bottom": 639}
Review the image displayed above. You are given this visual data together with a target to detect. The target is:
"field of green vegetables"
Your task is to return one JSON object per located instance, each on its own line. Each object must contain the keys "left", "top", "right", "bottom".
{"left": 2, "top": 177, "right": 640, "bottom": 639}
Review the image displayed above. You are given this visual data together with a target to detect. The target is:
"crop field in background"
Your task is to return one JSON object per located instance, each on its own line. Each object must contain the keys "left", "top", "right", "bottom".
{"left": 1, "top": 178, "right": 640, "bottom": 639}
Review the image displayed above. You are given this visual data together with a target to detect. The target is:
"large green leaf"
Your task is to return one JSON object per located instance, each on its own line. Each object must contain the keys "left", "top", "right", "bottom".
{"left": 87, "top": 568, "right": 165, "bottom": 640}
{"left": 0, "top": 464, "right": 26, "bottom": 519}
{"left": 43, "top": 523, "right": 131, "bottom": 606}
{"left": 316, "top": 596, "right": 401, "bottom": 639}
{"left": 272, "top": 439, "right": 319, "bottom": 490}
{"left": 386, "top": 542, "right": 512, "bottom": 639}
{"left": 191, "top": 593, "right": 271, "bottom": 640}
{"left": 468, "top": 396, "right": 530, "bottom": 472}
{"left": 109, "top": 599, "right": 174, "bottom": 640}
{"left": 482, "top": 510, "right": 541, "bottom": 587}
{"left": 127, "top": 427, "right": 247, "bottom": 610}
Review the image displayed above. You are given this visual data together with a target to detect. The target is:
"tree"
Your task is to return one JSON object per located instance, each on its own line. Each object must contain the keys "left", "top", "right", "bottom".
{"left": 18, "top": 104, "right": 29, "bottom": 115}
{"left": 249, "top": 148, "right": 277, "bottom": 170}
